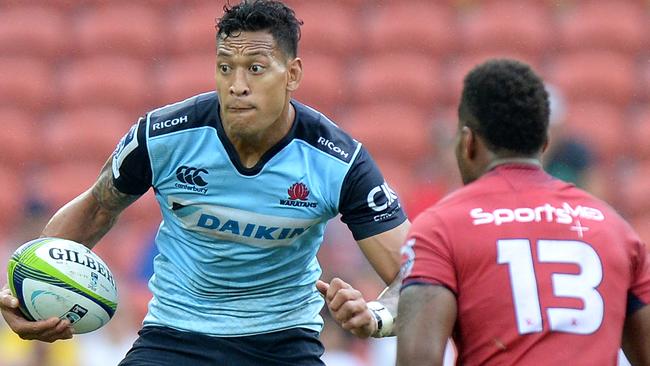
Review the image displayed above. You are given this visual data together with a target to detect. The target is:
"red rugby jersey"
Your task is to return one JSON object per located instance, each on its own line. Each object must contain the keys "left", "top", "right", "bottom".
{"left": 402, "top": 164, "right": 650, "bottom": 366}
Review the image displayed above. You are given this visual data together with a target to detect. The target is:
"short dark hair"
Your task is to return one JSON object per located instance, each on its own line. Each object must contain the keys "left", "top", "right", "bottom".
{"left": 216, "top": 0, "right": 302, "bottom": 58}
{"left": 460, "top": 59, "right": 550, "bottom": 155}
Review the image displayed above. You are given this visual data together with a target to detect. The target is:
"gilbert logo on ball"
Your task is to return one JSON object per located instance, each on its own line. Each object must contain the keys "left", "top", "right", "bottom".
{"left": 7, "top": 237, "right": 118, "bottom": 334}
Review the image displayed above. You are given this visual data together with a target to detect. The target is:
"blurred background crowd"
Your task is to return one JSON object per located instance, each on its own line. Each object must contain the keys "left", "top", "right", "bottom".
{"left": 0, "top": 0, "right": 649, "bottom": 365}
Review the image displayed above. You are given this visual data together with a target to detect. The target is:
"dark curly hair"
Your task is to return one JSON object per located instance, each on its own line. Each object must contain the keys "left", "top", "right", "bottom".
{"left": 216, "top": 0, "right": 303, "bottom": 58}
{"left": 460, "top": 59, "right": 550, "bottom": 155}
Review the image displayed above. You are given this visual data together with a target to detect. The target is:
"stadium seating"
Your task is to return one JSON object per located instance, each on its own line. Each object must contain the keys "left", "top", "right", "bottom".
{"left": 0, "top": 57, "right": 54, "bottom": 113}
{"left": 74, "top": 3, "right": 164, "bottom": 59}
{"left": 547, "top": 51, "right": 637, "bottom": 107}
{"left": 351, "top": 53, "right": 444, "bottom": 110}
{"left": 561, "top": 102, "right": 627, "bottom": 162}
{"left": 167, "top": 2, "right": 221, "bottom": 55}
{"left": 293, "top": 54, "right": 347, "bottom": 117}
{"left": 460, "top": 1, "right": 554, "bottom": 63}
{"left": 32, "top": 162, "right": 101, "bottom": 212}
{"left": 0, "top": 167, "right": 26, "bottom": 235}
{"left": 338, "top": 103, "right": 433, "bottom": 165}
{"left": 289, "top": 1, "right": 361, "bottom": 58}
{"left": 0, "top": 108, "right": 41, "bottom": 172}
{"left": 629, "top": 107, "right": 650, "bottom": 161}
{"left": 43, "top": 107, "right": 133, "bottom": 166}
{"left": 155, "top": 53, "right": 216, "bottom": 105}
{"left": 363, "top": 1, "right": 457, "bottom": 58}
{"left": 557, "top": 1, "right": 649, "bottom": 56}
{"left": 0, "top": 5, "right": 69, "bottom": 60}
{"left": 59, "top": 56, "right": 153, "bottom": 112}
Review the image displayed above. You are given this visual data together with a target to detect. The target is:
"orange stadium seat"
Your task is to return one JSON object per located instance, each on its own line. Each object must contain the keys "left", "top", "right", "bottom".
{"left": 33, "top": 162, "right": 101, "bottom": 212}
{"left": 59, "top": 56, "right": 153, "bottom": 112}
{"left": 74, "top": 3, "right": 164, "bottom": 58}
{"left": 640, "top": 60, "right": 650, "bottom": 103}
{"left": 339, "top": 103, "right": 433, "bottom": 165}
{"left": 0, "top": 109, "right": 41, "bottom": 171}
{"left": 352, "top": 53, "right": 444, "bottom": 110}
{"left": 43, "top": 107, "right": 133, "bottom": 165}
{"left": 155, "top": 53, "right": 216, "bottom": 105}
{"left": 561, "top": 102, "right": 627, "bottom": 162}
{"left": 460, "top": 1, "right": 554, "bottom": 62}
{"left": 167, "top": 2, "right": 221, "bottom": 54}
{"left": 0, "top": 57, "right": 54, "bottom": 112}
{"left": 619, "top": 162, "right": 650, "bottom": 217}
{"left": 289, "top": 1, "right": 361, "bottom": 58}
{"left": 0, "top": 167, "right": 26, "bottom": 234}
{"left": 629, "top": 107, "right": 650, "bottom": 161}
{"left": 364, "top": 1, "right": 457, "bottom": 57}
{"left": 547, "top": 52, "right": 636, "bottom": 107}
{"left": 119, "top": 191, "right": 162, "bottom": 229}
{"left": 557, "top": 1, "right": 649, "bottom": 56}
{"left": 0, "top": 5, "right": 69, "bottom": 60}
{"left": 293, "top": 54, "right": 347, "bottom": 117}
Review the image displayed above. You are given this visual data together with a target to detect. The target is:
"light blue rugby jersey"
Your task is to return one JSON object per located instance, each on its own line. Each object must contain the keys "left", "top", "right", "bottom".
{"left": 111, "top": 92, "right": 407, "bottom": 336}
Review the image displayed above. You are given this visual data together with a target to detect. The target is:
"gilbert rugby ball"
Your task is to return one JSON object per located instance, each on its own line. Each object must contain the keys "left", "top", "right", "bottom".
{"left": 7, "top": 237, "right": 118, "bottom": 334}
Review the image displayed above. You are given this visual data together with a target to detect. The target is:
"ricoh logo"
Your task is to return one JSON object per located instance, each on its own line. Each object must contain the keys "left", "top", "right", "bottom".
{"left": 280, "top": 183, "right": 318, "bottom": 208}
{"left": 470, "top": 202, "right": 605, "bottom": 226}
{"left": 152, "top": 115, "right": 188, "bottom": 130}
{"left": 317, "top": 137, "right": 349, "bottom": 159}
{"left": 175, "top": 166, "right": 209, "bottom": 194}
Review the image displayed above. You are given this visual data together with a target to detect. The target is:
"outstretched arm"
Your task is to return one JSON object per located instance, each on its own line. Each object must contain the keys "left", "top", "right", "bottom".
{"left": 317, "top": 220, "right": 410, "bottom": 338}
{"left": 1, "top": 157, "right": 141, "bottom": 342}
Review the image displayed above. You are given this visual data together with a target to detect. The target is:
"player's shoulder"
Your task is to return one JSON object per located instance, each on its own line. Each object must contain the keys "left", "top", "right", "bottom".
{"left": 292, "top": 100, "right": 360, "bottom": 164}
{"left": 147, "top": 91, "right": 218, "bottom": 137}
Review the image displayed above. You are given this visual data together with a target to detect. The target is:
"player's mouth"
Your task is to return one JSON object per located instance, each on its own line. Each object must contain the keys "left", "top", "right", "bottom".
{"left": 227, "top": 105, "right": 255, "bottom": 113}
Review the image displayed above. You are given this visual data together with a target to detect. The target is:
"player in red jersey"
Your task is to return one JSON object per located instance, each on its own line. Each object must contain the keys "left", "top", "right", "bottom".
{"left": 396, "top": 59, "right": 650, "bottom": 366}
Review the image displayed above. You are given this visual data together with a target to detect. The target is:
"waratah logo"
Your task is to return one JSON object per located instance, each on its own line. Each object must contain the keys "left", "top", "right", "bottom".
{"left": 280, "top": 183, "right": 317, "bottom": 208}
{"left": 288, "top": 183, "right": 310, "bottom": 200}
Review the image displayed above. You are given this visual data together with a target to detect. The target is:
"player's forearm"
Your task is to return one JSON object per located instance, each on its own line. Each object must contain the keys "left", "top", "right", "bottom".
{"left": 367, "top": 271, "right": 403, "bottom": 337}
{"left": 41, "top": 189, "right": 119, "bottom": 249}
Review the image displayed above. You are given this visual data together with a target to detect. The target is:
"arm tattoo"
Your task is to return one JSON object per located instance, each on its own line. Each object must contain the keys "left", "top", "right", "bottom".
{"left": 91, "top": 162, "right": 140, "bottom": 214}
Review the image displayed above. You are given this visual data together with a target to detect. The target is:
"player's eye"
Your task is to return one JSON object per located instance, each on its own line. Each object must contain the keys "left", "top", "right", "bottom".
{"left": 218, "top": 64, "right": 231, "bottom": 74}
{"left": 249, "top": 64, "right": 265, "bottom": 74}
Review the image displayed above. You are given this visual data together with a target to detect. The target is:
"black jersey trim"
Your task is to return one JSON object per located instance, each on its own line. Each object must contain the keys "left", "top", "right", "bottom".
{"left": 292, "top": 102, "right": 358, "bottom": 164}
{"left": 149, "top": 92, "right": 218, "bottom": 137}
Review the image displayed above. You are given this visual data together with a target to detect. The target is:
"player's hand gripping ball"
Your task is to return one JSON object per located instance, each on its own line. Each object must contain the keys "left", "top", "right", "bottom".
{"left": 7, "top": 237, "right": 118, "bottom": 334}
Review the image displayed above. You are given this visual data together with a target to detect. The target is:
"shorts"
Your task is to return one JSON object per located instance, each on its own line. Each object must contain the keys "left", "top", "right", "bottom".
{"left": 118, "top": 325, "right": 325, "bottom": 366}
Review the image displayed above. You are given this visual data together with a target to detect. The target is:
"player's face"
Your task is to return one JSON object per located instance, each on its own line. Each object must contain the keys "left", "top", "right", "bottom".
{"left": 216, "top": 31, "right": 301, "bottom": 139}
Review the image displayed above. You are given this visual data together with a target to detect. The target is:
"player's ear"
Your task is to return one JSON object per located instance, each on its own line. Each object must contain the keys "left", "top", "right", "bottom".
{"left": 461, "top": 126, "right": 477, "bottom": 160}
{"left": 286, "top": 57, "right": 302, "bottom": 92}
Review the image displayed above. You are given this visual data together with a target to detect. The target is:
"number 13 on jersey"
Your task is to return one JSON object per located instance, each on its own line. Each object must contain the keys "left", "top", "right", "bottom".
{"left": 497, "top": 239, "right": 604, "bottom": 335}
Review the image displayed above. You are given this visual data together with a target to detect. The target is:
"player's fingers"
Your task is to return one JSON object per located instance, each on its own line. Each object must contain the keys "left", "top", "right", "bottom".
{"left": 325, "top": 277, "right": 352, "bottom": 303}
{"left": 14, "top": 317, "right": 60, "bottom": 340}
{"left": 341, "top": 309, "right": 374, "bottom": 331}
{"left": 316, "top": 280, "right": 329, "bottom": 297}
{"left": 328, "top": 287, "right": 364, "bottom": 312}
{"left": 0, "top": 288, "right": 19, "bottom": 309}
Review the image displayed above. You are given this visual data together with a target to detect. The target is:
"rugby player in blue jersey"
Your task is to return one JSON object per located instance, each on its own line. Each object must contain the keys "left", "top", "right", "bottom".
{"left": 1, "top": 1, "right": 410, "bottom": 364}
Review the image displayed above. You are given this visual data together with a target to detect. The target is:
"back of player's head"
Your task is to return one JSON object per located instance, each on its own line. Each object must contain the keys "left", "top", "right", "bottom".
{"left": 460, "top": 59, "right": 550, "bottom": 155}
{"left": 216, "top": 0, "right": 302, "bottom": 58}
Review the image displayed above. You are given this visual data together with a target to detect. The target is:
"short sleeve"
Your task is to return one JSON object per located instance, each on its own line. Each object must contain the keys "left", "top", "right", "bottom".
{"left": 401, "top": 210, "right": 458, "bottom": 295}
{"left": 111, "top": 117, "right": 152, "bottom": 195}
{"left": 628, "top": 237, "right": 650, "bottom": 314}
{"left": 338, "top": 147, "right": 407, "bottom": 240}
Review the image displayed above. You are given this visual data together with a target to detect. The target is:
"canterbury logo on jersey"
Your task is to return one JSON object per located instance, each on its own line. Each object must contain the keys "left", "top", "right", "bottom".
{"left": 175, "top": 166, "right": 209, "bottom": 194}
{"left": 470, "top": 202, "right": 605, "bottom": 226}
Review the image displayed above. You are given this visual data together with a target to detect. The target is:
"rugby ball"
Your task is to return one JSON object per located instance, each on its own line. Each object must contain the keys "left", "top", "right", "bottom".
{"left": 7, "top": 237, "right": 118, "bottom": 334}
